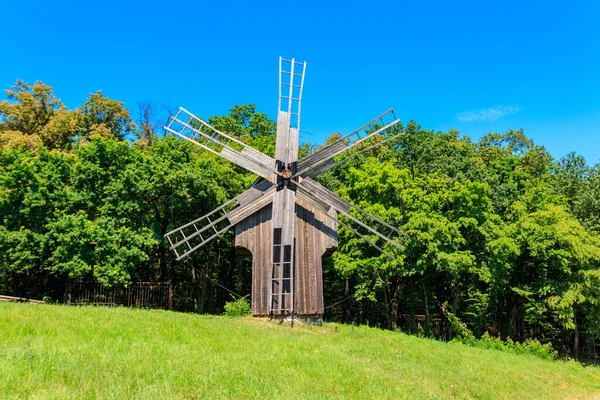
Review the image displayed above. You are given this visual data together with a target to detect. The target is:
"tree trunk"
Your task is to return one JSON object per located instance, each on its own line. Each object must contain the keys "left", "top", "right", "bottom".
{"left": 509, "top": 303, "right": 519, "bottom": 340}
{"left": 208, "top": 249, "right": 220, "bottom": 314}
{"left": 64, "top": 280, "right": 73, "bottom": 305}
{"left": 573, "top": 308, "right": 579, "bottom": 360}
{"left": 422, "top": 280, "right": 431, "bottom": 330}
{"left": 115, "top": 286, "right": 124, "bottom": 306}
{"left": 191, "top": 261, "right": 198, "bottom": 313}
{"left": 390, "top": 278, "right": 403, "bottom": 331}
{"left": 453, "top": 290, "right": 460, "bottom": 315}
{"left": 199, "top": 248, "right": 209, "bottom": 314}
{"left": 155, "top": 206, "right": 167, "bottom": 282}
{"left": 383, "top": 284, "right": 391, "bottom": 330}
{"left": 156, "top": 244, "right": 166, "bottom": 282}
{"left": 344, "top": 279, "right": 352, "bottom": 324}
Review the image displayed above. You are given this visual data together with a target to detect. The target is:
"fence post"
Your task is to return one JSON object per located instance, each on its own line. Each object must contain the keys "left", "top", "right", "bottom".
{"left": 169, "top": 284, "right": 173, "bottom": 311}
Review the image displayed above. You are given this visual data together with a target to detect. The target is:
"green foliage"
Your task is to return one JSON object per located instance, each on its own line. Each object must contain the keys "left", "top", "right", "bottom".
{"left": 0, "top": 80, "right": 63, "bottom": 137}
{"left": 223, "top": 296, "right": 252, "bottom": 317}
{"left": 455, "top": 333, "right": 558, "bottom": 361}
{"left": 442, "top": 303, "right": 475, "bottom": 340}
{"left": 208, "top": 104, "right": 276, "bottom": 157}
{"left": 0, "top": 80, "right": 135, "bottom": 150}
{"left": 79, "top": 91, "right": 134, "bottom": 140}
{"left": 46, "top": 212, "right": 156, "bottom": 286}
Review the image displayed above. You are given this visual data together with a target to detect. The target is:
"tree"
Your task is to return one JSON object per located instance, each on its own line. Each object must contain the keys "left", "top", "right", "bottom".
{"left": 0, "top": 80, "right": 64, "bottom": 136}
{"left": 508, "top": 205, "right": 600, "bottom": 355}
{"left": 39, "top": 110, "right": 83, "bottom": 150}
{"left": 478, "top": 129, "right": 534, "bottom": 165}
{"left": 46, "top": 212, "right": 157, "bottom": 287}
{"left": 552, "top": 152, "right": 589, "bottom": 207}
{"left": 0, "top": 80, "right": 67, "bottom": 150}
{"left": 573, "top": 165, "right": 600, "bottom": 233}
{"left": 208, "top": 104, "right": 276, "bottom": 156}
{"left": 134, "top": 101, "right": 158, "bottom": 147}
{"left": 80, "top": 91, "right": 134, "bottom": 140}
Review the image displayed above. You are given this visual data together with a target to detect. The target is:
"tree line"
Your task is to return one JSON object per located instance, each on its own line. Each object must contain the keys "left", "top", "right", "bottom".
{"left": 1, "top": 80, "right": 599, "bottom": 362}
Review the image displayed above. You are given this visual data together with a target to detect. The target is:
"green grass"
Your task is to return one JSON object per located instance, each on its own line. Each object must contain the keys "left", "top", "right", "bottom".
{"left": 1, "top": 303, "right": 599, "bottom": 399}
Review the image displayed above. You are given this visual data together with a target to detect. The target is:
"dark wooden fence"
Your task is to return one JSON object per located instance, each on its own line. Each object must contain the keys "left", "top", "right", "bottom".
{"left": 68, "top": 281, "right": 173, "bottom": 310}
{"left": 0, "top": 294, "right": 44, "bottom": 304}
{"left": 399, "top": 314, "right": 445, "bottom": 335}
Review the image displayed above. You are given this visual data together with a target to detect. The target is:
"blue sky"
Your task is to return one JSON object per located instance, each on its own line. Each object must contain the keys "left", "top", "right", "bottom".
{"left": 1, "top": 0, "right": 599, "bottom": 163}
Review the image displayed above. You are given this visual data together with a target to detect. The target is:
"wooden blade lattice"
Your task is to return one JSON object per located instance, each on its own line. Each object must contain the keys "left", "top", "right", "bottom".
{"left": 296, "top": 109, "right": 403, "bottom": 178}
{"left": 296, "top": 177, "right": 406, "bottom": 259}
{"left": 166, "top": 181, "right": 276, "bottom": 260}
{"left": 165, "top": 108, "right": 276, "bottom": 178}
{"left": 268, "top": 57, "right": 307, "bottom": 315}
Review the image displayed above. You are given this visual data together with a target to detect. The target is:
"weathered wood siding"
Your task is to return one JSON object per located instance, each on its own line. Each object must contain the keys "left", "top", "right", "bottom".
{"left": 235, "top": 193, "right": 337, "bottom": 316}
{"left": 235, "top": 203, "right": 273, "bottom": 314}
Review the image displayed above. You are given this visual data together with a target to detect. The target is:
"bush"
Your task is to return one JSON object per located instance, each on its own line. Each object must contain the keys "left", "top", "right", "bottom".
{"left": 442, "top": 302, "right": 475, "bottom": 341}
{"left": 511, "top": 338, "right": 558, "bottom": 360}
{"left": 223, "top": 296, "right": 252, "bottom": 317}
{"left": 454, "top": 332, "right": 557, "bottom": 361}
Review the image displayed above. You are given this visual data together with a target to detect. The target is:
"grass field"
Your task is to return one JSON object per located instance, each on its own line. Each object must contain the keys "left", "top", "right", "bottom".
{"left": 1, "top": 303, "right": 599, "bottom": 399}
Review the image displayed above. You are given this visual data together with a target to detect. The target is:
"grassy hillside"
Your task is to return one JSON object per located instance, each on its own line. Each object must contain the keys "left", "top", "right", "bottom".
{"left": 1, "top": 303, "right": 598, "bottom": 399}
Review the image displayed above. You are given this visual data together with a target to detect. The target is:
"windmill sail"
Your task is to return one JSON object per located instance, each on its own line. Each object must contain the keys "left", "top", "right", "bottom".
{"left": 165, "top": 108, "right": 276, "bottom": 178}
{"left": 166, "top": 181, "right": 276, "bottom": 260}
{"left": 269, "top": 57, "right": 306, "bottom": 315}
{"left": 296, "top": 177, "right": 405, "bottom": 253}
{"left": 294, "top": 189, "right": 398, "bottom": 259}
{"left": 296, "top": 109, "right": 403, "bottom": 178}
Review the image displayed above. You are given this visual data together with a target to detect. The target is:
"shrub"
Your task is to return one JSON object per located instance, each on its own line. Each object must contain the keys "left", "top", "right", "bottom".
{"left": 454, "top": 332, "right": 557, "bottom": 361}
{"left": 512, "top": 338, "right": 558, "bottom": 360}
{"left": 223, "top": 296, "right": 251, "bottom": 317}
{"left": 442, "top": 303, "right": 475, "bottom": 341}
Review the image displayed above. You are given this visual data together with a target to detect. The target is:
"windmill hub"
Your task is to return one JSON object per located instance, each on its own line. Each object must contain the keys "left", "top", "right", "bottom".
{"left": 164, "top": 57, "right": 406, "bottom": 319}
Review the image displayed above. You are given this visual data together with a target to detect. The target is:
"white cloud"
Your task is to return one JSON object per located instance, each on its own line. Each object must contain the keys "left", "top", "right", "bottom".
{"left": 457, "top": 105, "right": 521, "bottom": 122}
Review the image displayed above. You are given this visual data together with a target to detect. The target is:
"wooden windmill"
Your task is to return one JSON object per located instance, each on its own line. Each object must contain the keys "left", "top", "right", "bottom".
{"left": 164, "top": 57, "right": 405, "bottom": 320}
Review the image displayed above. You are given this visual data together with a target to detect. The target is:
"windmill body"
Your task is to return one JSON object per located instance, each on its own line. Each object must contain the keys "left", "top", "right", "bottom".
{"left": 164, "top": 57, "right": 405, "bottom": 319}
{"left": 235, "top": 191, "right": 338, "bottom": 317}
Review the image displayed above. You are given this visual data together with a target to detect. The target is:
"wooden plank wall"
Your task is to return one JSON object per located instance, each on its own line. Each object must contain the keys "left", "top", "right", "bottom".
{"left": 235, "top": 193, "right": 338, "bottom": 316}
{"left": 235, "top": 203, "right": 273, "bottom": 315}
